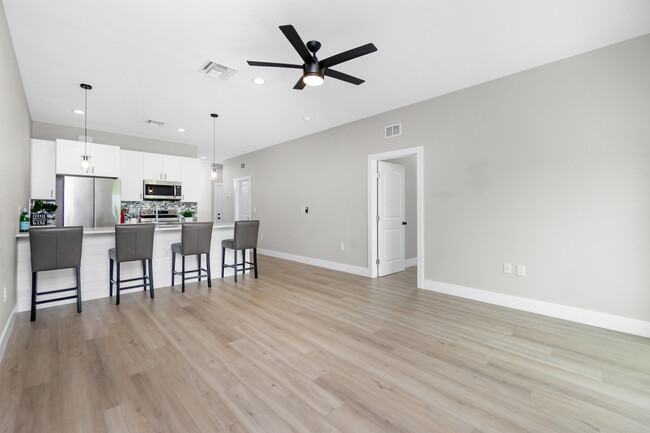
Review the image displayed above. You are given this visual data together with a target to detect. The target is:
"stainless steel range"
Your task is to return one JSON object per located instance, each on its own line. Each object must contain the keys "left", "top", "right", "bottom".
{"left": 140, "top": 208, "right": 179, "bottom": 225}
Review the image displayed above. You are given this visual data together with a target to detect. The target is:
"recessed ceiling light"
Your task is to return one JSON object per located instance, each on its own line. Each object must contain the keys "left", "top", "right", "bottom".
{"left": 303, "top": 116, "right": 311, "bottom": 121}
{"left": 252, "top": 77, "right": 266, "bottom": 85}
{"left": 177, "top": 128, "right": 186, "bottom": 133}
{"left": 73, "top": 109, "right": 84, "bottom": 115}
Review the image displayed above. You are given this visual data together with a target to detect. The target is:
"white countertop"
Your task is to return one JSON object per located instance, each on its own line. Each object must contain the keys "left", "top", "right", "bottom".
{"left": 16, "top": 222, "right": 234, "bottom": 238}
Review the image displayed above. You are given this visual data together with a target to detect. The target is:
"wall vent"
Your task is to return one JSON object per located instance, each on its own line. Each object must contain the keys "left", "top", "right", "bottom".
{"left": 147, "top": 119, "right": 165, "bottom": 126}
{"left": 240, "top": 162, "right": 246, "bottom": 169}
{"left": 385, "top": 123, "right": 401, "bottom": 138}
{"left": 200, "top": 60, "right": 237, "bottom": 80}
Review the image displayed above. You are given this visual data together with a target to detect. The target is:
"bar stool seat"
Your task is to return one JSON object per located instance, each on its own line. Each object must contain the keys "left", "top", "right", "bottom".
{"left": 221, "top": 220, "right": 260, "bottom": 282}
{"left": 171, "top": 222, "right": 213, "bottom": 292}
{"left": 108, "top": 224, "right": 155, "bottom": 305}
{"left": 29, "top": 226, "right": 84, "bottom": 321}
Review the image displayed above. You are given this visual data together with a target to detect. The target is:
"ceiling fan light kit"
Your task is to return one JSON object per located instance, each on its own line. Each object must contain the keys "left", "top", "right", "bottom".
{"left": 247, "top": 24, "right": 377, "bottom": 90}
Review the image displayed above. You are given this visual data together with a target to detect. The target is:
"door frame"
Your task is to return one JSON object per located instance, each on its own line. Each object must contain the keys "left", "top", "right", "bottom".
{"left": 367, "top": 146, "right": 424, "bottom": 288}
{"left": 234, "top": 176, "right": 251, "bottom": 221}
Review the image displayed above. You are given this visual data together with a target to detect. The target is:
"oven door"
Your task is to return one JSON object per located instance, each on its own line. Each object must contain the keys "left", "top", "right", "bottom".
{"left": 143, "top": 181, "right": 180, "bottom": 200}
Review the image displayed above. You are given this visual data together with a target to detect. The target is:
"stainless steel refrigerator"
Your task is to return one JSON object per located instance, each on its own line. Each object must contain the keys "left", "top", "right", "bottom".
{"left": 56, "top": 176, "right": 121, "bottom": 228}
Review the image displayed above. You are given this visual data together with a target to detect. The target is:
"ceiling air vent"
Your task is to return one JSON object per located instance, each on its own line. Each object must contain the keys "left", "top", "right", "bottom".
{"left": 385, "top": 123, "right": 401, "bottom": 138}
{"left": 147, "top": 119, "right": 165, "bottom": 126}
{"left": 201, "top": 60, "right": 237, "bottom": 80}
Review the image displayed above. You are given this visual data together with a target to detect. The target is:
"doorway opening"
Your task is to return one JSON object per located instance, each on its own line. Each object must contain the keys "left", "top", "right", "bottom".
{"left": 234, "top": 176, "right": 251, "bottom": 221}
{"left": 368, "top": 146, "right": 423, "bottom": 288}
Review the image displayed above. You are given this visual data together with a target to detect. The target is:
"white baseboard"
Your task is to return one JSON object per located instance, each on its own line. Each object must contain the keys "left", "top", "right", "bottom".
{"left": 258, "top": 249, "right": 369, "bottom": 277}
{"left": 0, "top": 303, "right": 18, "bottom": 365}
{"left": 405, "top": 257, "right": 417, "bottom": 268}
{"left": 423, "top": 279, "right": 650, "bottom": 338}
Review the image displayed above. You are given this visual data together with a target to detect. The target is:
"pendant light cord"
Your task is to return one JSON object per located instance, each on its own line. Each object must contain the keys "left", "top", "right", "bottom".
{"left": 213, "top": 116, "right": 215, "bottom": 164}
{"left": 84, "top": 86, "right": 88, "bottom": 155}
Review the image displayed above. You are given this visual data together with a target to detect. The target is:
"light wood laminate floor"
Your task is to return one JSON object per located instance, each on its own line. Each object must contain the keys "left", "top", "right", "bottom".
{"left": 1, "top": 255, "right": 649, "bottom": 432}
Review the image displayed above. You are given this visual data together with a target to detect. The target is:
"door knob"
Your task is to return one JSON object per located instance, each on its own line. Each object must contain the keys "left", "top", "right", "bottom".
{"left": 402, "top": 221, "right": 407, "bottom": 225}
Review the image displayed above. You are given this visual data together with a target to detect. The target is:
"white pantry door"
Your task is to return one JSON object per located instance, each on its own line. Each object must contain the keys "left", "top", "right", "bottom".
{"left": 378, "top": 161, "right": 405, "bottom": 276}
{"left": 234, "top": 177, "right": 251, "bottom": 221}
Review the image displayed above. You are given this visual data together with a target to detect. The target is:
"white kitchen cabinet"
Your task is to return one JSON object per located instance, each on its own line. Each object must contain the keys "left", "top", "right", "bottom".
{"left": 142, "top": 153, "right": 182, "bottom": 182}
{"left": 181, "top": 157, "right": 201, "bottom": 202}
{"left": 120, "top": 150, "right": 144, "bottom": 201}
{"left": 55, "top": 139, "right": 119, "bottom": 177}
{"left": 31, "top": 139, "right": 56, "bottom": 199}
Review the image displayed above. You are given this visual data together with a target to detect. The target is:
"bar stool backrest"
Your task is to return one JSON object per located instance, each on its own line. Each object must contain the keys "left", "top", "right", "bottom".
{"left": 115, "top": 224, "right": 155, "bottom": 263}
{"left": 234, "top": 220, "right": 260, "bottom": 250}
{"left": 29, "top": 226, "right": 83, "bottom": 272}
{"left": 181, "top": 222, "right": 213, "bottom": 255}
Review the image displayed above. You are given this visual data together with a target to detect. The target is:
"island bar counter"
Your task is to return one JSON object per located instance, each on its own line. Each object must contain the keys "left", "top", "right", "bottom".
{"left": 16, "top": 223, "right": 238, "bottom": 312}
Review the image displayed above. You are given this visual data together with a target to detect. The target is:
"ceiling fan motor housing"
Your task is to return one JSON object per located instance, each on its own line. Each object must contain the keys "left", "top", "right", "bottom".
{"left": 303, "top": 61, "right": 324, "bottom": 76}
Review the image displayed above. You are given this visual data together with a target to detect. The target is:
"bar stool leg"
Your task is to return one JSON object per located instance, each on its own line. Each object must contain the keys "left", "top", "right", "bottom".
{"left": 76, "top": 266, "right": 82, "bottom": 313}
{"left": 109, "top": 258, "right": 114, "bottom": 297}
{"left": 149, "top": 259, "right": 155, "bottom": 299}
{"left": 116, "top": 263, "right": 121, "bottom": 305}
{"left": 221, "top": 247, "right": 225, "bottom": 278}
{"left": 206, "top": 253, "right": 212, "bottom": 288}
{"left": 198, "top": 255, "right": 202, "bottom": 282}
{"left": 142, "top": 260, "right": 147, "bottom": 290}
{"left": 31, "top": 272, "right": 37, "bottom": 322}
{"left": 234, "top": 250, "right": 238, "bottom": 283}
{"left": 253, "top": 248, "right": 258, "bottom": 279}
{"left": 171, "top": 252, "right": 176, "bottom": 286}
{"left": 182, "top": 256, "right": 186, "bottom": 293}
{"left": 241, "top": 249, "right": 246, "bottom": 276}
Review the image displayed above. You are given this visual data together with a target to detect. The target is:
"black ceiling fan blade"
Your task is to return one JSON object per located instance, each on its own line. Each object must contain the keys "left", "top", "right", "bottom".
{"left": 247, "top": 61, "right": 303, "bottom": 69}
{"left": 280, "top": 25, "right": 314, "bottom": 64}
{"left": 324, "top": 68, "right": 365, "bottom": 85}
{"left": 320, "top": 43, "right": 377, "bottom": 68}
{"left": 293, "top": 77, "right": 306, "bottom": 90}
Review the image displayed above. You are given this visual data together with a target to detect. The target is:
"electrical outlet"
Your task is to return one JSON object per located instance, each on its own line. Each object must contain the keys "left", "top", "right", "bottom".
{"left": 503, "top": 263, "right": 512, "bottom": 274}
{"left": 3, "top": 287, "right": 6, "bottom": 303}
{"left": 340, "top": 243, "right": 345, "bottom": 251}
{"left": 517, "top": 264, "right": 526, "bottom": 276}
{"left": 260, "top": 234, "right": 264, "bottom": 240}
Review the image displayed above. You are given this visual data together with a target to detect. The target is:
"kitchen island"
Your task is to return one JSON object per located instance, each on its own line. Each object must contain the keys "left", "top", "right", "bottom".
{"left": 16, "top": 223, "right": 238, "bottom": 312}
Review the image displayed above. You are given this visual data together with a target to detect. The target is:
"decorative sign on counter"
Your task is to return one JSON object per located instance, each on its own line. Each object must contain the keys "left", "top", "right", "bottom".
{"left": 30, "top": 213, "right": 48, "bottom": 226}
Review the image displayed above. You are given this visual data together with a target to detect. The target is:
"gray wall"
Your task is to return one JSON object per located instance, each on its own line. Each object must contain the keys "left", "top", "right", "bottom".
{"left": 223, "top": 35, "right": 650, "bottom": 322}
{"left": 386, "top": 155, "right": 417, "bottom": 261}
{"left": 0, "top": 1, "right": 31, "bottom": 352}
{"left": 32, "top": 121, "right": 198, "bottom": 157}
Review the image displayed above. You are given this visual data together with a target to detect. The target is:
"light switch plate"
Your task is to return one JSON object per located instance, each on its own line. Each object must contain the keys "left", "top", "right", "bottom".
{"left": 503, "top": 263, "right": 512, "bottom": 274}
{"left": 517, "top": 264, "right": 526, "bottom": 276}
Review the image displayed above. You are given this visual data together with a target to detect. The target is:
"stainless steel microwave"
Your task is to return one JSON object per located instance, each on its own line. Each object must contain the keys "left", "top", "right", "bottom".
{"left": 143, "top": 180, "right": 182, "bottom": 200}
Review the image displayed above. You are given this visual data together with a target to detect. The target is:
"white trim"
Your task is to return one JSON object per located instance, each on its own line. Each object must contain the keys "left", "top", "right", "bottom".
{"left": 405, "top": 257, "right": 417, "bottom": 268}
{"left": 423, "top": 279, "right": 650, "bottom": 338}
{"left": 233, "top": 176, "right": 251, "bottom": 221}
{"left": 0, "top": 303, "right": 18, "bottom": 364}
{"left": 368, "top": 146, "right": 424, "bottom": 288}
{"left": 258, "top": 249, "right": 369, "bottom": 277}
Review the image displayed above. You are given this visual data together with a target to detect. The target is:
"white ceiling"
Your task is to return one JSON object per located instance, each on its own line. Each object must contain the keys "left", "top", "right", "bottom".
{"left": 5, "top": 0, "right": 650, "bottom": 161}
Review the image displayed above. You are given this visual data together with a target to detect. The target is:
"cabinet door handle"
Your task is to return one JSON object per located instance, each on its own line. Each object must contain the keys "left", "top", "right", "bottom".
{"left": 140, "top": 193, "right": 142, "bottom": 200}
{"left": 50, "top": 190, "right": 53, "bottom": 198}
{"left": 164, "top": 173, "right": 167, "bottom": 180}
{"left": 160, "top": 173, "right": 162, "bottom": 179}
{"left": 92, "top": 166, "right": 94, "bottom": 174}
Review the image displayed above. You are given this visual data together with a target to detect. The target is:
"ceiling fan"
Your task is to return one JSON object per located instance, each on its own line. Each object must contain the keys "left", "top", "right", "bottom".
{"left": 247, "top": 25, "right": 377, "bottom": 90}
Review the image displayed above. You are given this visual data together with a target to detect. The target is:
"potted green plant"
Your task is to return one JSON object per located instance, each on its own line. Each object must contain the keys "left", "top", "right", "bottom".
{"left": 182, "top": 211, "right": 195, "bottom": 222}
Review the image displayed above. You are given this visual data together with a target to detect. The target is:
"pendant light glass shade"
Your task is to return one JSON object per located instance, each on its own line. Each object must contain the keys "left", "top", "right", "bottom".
{"left": 210, "top": 113, "right": 218, "bottom": 181}
{"left": 79, "top": 83, "right": 92, "bottom": 172}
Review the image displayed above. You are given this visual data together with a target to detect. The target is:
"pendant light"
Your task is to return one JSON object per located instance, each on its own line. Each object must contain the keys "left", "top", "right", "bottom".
{"left": 79, "top": 83, "right": 92, "bottom": 172}
{"left": 210, "top": 113, "right": 219, "bottom": 180}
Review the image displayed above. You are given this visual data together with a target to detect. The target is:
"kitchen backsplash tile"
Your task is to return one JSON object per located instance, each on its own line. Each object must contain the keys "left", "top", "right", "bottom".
{"left": 122, "top": 201, "right": 197, "bottom": 222}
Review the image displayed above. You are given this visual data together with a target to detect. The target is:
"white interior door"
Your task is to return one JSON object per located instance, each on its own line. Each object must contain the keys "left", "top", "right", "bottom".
{"left": 234, "top": 176, "right": 251, "bottom": 221}
{"left": 378, "top": 161, "right": 405, "bottom": 276}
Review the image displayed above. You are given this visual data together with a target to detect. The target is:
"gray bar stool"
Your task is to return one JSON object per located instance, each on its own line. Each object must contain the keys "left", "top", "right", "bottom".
{"left": 171, "top": 222, "right": 213, "bottom": 292}
{"left": 221, "top": 220, "right": 260, "bottom": 282}
{"left": 109, "top": 224, "right": 155, "bottom": 305}
{"left": 29, "top": 226, "right": 84, "bottom": 321}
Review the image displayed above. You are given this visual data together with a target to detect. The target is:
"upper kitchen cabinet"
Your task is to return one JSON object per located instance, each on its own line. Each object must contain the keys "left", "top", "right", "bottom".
{"left": 31, "top": 139, "right": 56, "bottom": 199}
{"left": 181, "top": 157, "right": 201, "bottom": 202}
{"left": 142, "top": 153, "right": 182, "bottom": 182}
{"left": 120, "top": 150, "right": 144, "bottom": 201}
{"left": 55, "top": 139, "right": 120, "bottom": 177}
